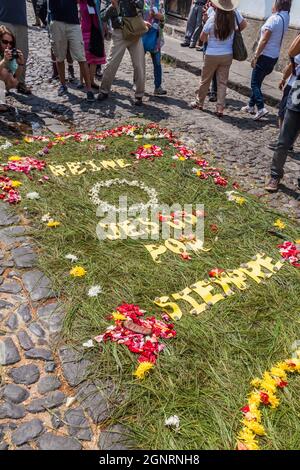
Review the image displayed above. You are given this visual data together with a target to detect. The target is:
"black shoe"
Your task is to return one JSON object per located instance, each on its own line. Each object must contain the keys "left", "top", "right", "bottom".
{"left": 208, "top": 93, "right": 217, "bottom": 102}
{"left": 97, "top": 92, "right": 108, "bottom": 101}
{"left": 86, "top": 91, "right": 95, "bottom": 102}
{"left": 180, "top": 42, "right": 190, "bottom": 47}
{"left": 134, "top": 97, "right": 143, "bottom": 106}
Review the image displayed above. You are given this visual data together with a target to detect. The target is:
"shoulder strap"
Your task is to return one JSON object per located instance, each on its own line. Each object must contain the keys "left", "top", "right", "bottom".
{"left": 234, "top": 11, "right": 241, "bottom": 33}
{"left": 277, "top": 13, "right": 285, "bottom": 47}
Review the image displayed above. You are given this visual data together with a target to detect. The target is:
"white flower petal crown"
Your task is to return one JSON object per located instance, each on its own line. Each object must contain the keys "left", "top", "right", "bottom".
{"left": 89, "top": 178, "right": 159, "bottom": 214}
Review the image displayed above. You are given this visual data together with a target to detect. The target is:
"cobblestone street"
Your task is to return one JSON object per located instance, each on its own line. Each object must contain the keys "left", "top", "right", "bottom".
{"left": 1, "top": 5, "right": 299, "bottom": 220}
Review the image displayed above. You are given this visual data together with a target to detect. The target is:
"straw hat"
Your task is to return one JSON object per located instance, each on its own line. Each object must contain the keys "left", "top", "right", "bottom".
{"left": 212, "top": 0, "right": 240, "bottom": 11}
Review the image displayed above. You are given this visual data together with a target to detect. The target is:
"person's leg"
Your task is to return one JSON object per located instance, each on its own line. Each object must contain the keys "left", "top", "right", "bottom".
{"left": 127, "top": 37, "right": 145, "bottom": 99}
{"left": 50, "top": 48, "right": 59, "bottom": 79}
{"left": 49, "top": 21, "right": 68, "bottom": 88}
{"left": 66, "top": 47, "right": 75, "bottom": 81}
{"left": 100, "top": 29, "right": 127, "bottom": 96}
{"left": 89, "top": 63, "right": 97, "bottom": 87}
{"left": 249, "top": 56, "right": 277, "bottom": 110}
{"left": 194, "top": 55, "right": 218, "bottom": 107}
{"left": 270, "top": 109, "right": 300, "bottom": 180}
{"left": 215, "top": 55, "right": 232, "bottom": 113}
{"left": 183, "top": 5, "right": 197, "bottom": 46}
{"left": 0, "top": 78, "right": 8, "bottom": 111}
{"left": 190, "top": 6, "right": 203, "bottom": 47}
{"left": 66, "top": 24, "right": 92, "bottom": 94}
{"left": 151, "top": 52, "right": 162, "bottom": 90}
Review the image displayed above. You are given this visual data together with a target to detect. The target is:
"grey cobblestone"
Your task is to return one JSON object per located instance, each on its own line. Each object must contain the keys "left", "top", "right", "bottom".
{"left": 0, "top": 337, "right": 21, "bottom": 365}
{"left": 11, "top": 419, "right": 44, "bottom": 446}
{"left": 1, "top": 384, "right": 29, "bottom": 404}
{"left": 9, "top": 364, "right": 40, "bottom": 385}
{"left": 17, "top": 330, "right": 35, "bottom": 351}
{"left": 38, "top": 433, "right": 82, "bottom": 450}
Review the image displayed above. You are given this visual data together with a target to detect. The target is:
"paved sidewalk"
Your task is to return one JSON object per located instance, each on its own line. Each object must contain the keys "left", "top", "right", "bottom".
{"left": 163, "top": 35, "right": 283, "bottom": 105}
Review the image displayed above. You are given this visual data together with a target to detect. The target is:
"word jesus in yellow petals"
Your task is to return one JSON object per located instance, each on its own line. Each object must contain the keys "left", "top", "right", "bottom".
{"left": 49, "top": 159, "right": 131, "bottom": 177}
{"left": 154, "top": 254, "right": 283, "bottom": 320}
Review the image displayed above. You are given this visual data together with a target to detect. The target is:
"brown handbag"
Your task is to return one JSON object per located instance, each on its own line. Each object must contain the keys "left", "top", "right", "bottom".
{"left": 122, "top": 14, "right": 148, "bottom": 41}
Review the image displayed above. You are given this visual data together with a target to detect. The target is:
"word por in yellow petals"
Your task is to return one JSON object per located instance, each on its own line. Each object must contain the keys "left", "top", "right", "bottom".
{"left": 145, "top": 238, "right": 210, "bottom": 263}
{"left": 49, "top": 159, "right": 131, "bottom": 177}
{"left": 237, "top": 351, "right": 300, "bottom": 450}
{"left": 154, "top": 254, "right": 283, "bottom": 320}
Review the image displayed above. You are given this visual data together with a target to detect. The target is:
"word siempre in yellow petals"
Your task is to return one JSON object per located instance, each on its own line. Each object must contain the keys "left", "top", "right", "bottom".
{"left": 49, "top": 159, "right": 131, "bottom": 177}
{"left": 154, "top": 254, "right": 283, "bottom": 320}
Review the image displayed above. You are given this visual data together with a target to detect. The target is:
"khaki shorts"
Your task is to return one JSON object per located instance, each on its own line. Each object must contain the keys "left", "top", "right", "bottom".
{"left": 49, "top": 21, "right": 86, "bottom": 62}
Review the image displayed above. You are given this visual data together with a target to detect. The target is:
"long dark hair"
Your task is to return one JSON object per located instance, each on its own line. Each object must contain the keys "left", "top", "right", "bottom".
{"left": 275, "top": 0, "right": 292, "bottom": 12}
{"left": 214, "top": 8, "right": 235, "bottom": 41}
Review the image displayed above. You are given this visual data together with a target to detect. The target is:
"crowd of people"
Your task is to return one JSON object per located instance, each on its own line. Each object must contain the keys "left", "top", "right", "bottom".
{"left": 0, "top": 0, "right": 299, "bottom": 192}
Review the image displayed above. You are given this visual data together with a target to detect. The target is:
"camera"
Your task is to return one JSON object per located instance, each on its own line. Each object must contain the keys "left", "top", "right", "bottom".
{"left": 11, "top": 48, "right": 19, "bottom": 59}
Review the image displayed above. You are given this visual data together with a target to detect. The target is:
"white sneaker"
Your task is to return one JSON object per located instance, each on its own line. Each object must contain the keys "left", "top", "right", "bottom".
{"left": 241, "top": 105, "right": 255, "bottom": 114}
{"left": 253, "top": 108, "right": 269, "bottom": 120}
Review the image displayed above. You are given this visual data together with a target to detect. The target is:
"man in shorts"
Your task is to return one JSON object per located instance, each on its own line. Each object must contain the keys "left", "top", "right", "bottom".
{"left": 48, "top": 0, "right": 94, "bottom": 101}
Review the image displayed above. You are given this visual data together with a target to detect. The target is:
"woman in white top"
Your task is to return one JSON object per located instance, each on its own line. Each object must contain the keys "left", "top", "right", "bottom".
{"left": 242, "top": 0, "right": 291, "bottom": 121}
{"left": 191, "top": 0, "right": 246, "bottom": 117}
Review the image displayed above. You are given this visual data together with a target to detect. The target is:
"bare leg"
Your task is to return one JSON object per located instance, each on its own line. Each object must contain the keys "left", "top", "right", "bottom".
{"left": 89, "top": 64, "right": 97, "bottom": 86}
{"left": 78, "top": 62, "right": 92, "bottom": 91}
{"left": 57, "top": 61, "right": 66, "bottom": 86}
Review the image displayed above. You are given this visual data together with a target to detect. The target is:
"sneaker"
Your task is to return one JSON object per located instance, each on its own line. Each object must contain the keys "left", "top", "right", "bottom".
{"left": 134, "top": 97, "right": 143, "bottom": 106}
{"left": 208, "top": 93, "right": 217, "bottom": 103}
{"left": 265, "top": 177, "right": 280, "bottom": 192}
{"left": 180, "top": 42, "right": 190, "bottom": 47}
{"left": 254, "top": 108, "right": 269, "bottom": 120}
{"left": 190, "top": 100, "right": 203, "bottom": 110}
{"left": 154, "top": 87, "right": 167, "bottom": 96}
{"left": 189, "top": 43, "right": 196, "bottom": 48}
{"left": 58, "top": 84, "right": 68, "bottom": 96}
{"left": 241, "top": 105, "right": 255, "bottom": 114}
{"left": 196, "top": 46, "right": 204, "bottom": 52}
{"left": 86, "top": 91, "right": 95, "bottom": 102}
{"left": 97, "top": 91, "right": 108, "bottom": 101}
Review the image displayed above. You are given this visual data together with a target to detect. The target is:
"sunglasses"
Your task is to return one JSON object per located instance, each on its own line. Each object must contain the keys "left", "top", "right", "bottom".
{"left": 1, "top": 39, "right": 14, "bottom": 45}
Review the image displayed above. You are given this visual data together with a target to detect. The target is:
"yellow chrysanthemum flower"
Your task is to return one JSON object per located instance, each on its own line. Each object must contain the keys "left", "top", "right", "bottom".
{"left": 196, "top": 171, "right": 202, "bottom": 177}
{"left": 235, "top": 196, "right": 246, "bottom": 205}
{"left": 237, "top": 428, "right": 260, "bottom": 450}
{"left": 8, "top": 156, "right": 22, "bottom": 161}
{"left": 260, "top": 372, "right": 277, "bottom": 394}
{"left": 133, "top": 361, "right": 154, "bottom": 379}
{"left": 295, "top": 239, "right": 300, "bottom": 244}
{"left": 10, "top": 180, "right": 22, "bottom": 188}
{"left": 24, "top": 137, "right": 33, "bottom": 143}
{"left": 275, "top": 361, "right": 289, "bottom": 371}
{"left": 248, "top": 392, "right": 261, "bottom": 407}
{"left": 112, "top": 312, "right": 126, "bottom": 321}
{"left": 251, "top": 377, "right": 261, "bottom": 388}
{"left": 243, "top": 419, "right": 266, "bottom": 436}
{"left": 268, "top": 393, "right": 280, "bottom": 409}
{"left": 270, "top": 367, "right": 288, "bottom": 380}
{"left": 178, "top": 156, "right": 186, "bottom": 161}
{"left": 134, "top": 134, "right": 143, "bottom": 139}
{"left": 273, "top": 219, "right": 286, "bottom": 230}
{"left": 47, "top": 220, "right": 61, "bottom": 228}
{"left": 70, "top": 266, "right": 87, "bottom": 277}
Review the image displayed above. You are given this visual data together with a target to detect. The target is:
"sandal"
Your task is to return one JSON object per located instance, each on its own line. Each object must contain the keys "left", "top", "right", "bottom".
{"left": 190, "top": 100, "right": 203, "bottom": 110}
{"left": 17, "top": 83, "right": 32, "bottom": 95}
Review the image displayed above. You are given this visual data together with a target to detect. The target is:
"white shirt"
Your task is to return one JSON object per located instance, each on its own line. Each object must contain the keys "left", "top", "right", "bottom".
{"left": 203, "top": 9, "right": 244, "bottom": 56}
{"left": 261, "top": 11, "right": 290, "bottom": 59}
{"left": 288, "top": 54, "right": 300, "bottom": 86}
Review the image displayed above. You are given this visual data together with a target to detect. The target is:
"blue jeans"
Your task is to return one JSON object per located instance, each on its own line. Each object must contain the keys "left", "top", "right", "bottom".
{"left": 151, "top": 51, "right": 162, "bottom": 89}
{"left": 249, "top": 55, "right": 278, "bottom": 110}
